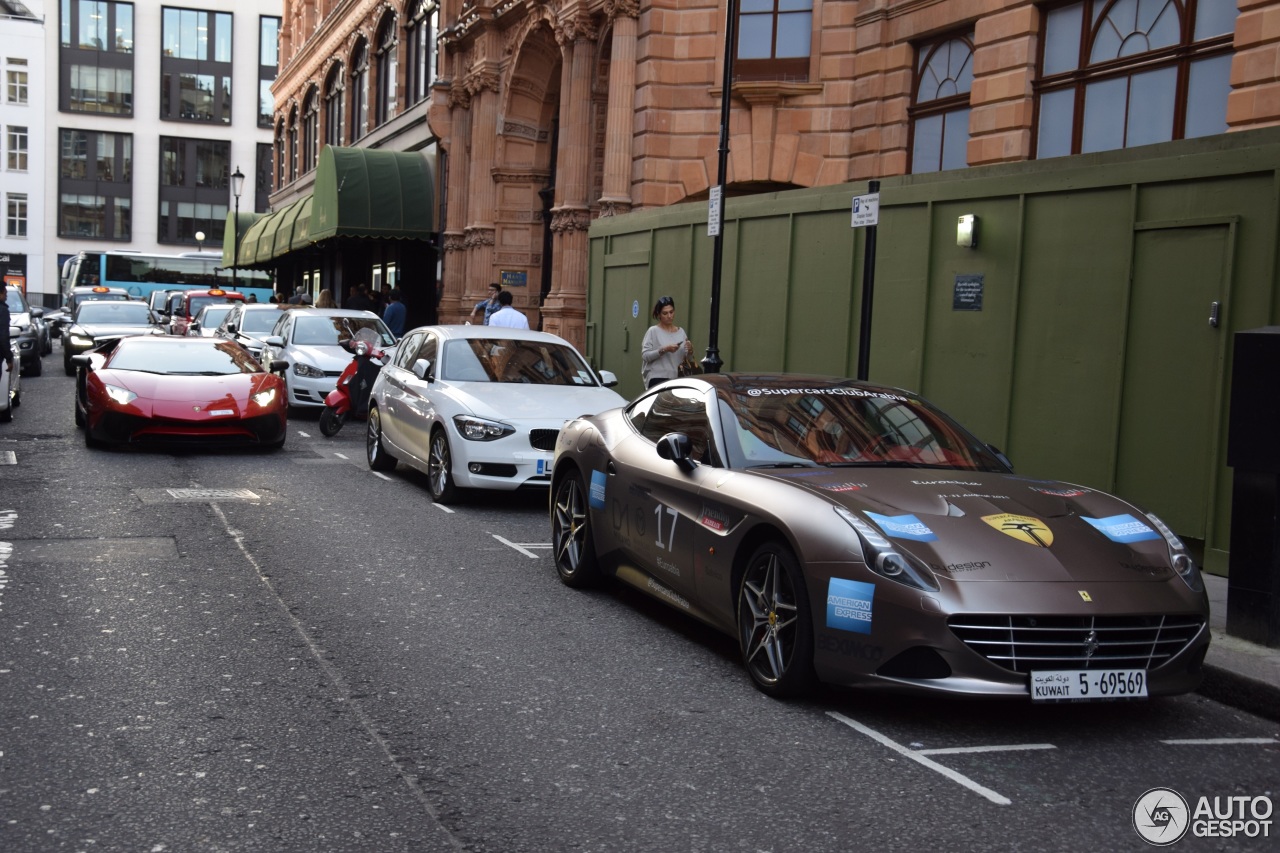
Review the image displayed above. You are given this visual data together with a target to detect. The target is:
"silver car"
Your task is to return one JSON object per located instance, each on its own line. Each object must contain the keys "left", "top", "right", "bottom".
{"left": 5, "top": 287, "right": 44, "bottom": 376}
{"left": 259, "top": 308, "right": 397, "bottom": 407}
{"left": 0, "top": 328, "right": 21, "bottom": 422}
{"left": 214, "top": 303, "right": 288, "bottom": 362}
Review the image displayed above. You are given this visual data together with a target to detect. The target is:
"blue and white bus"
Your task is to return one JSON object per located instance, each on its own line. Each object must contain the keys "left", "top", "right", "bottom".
{"left": 62, "top": 251, "right": 275, "bottom": 305}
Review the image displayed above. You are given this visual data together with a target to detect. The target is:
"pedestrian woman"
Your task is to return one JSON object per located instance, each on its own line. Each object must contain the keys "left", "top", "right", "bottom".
{"left": 315, "top": 289, "right": 336, "bottom": 308}
{"left": 641, "top": 295, "right": 693, "bottom": 389}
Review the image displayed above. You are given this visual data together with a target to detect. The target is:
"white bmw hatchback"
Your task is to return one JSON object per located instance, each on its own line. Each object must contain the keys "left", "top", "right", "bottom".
{"left": 365, "top": 325, "right": 626, "bottom": 503}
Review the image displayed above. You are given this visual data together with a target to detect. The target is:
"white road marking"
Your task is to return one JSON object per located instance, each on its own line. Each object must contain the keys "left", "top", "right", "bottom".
{"left": 433, "top": 504, "right": 455, "bottom": 514}
{"left": 0, "top": 451, "right": 15, "bottom": 465}
{"left": 828, "top": 712, "right": 1012, "bottom": 805}
{"left": 297, "top": 430, "right": 312, "bottom": 438}
{"left": 1159, "top": 737, "right": 1279, "bottom": 745}
{"left": 915, "top": 744, "right": 1056, "bottom": 756}
{"left": 372, "top": 472, "right": 393, "bottom": 481}
{"left": 334, "top": 452, "right": 349, "bottom": 460}
{"left": 492, "top": 535, "right": 545, "bottom": 558}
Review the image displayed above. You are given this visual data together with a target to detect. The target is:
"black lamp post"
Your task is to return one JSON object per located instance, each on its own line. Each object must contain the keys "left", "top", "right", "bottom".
{"left": 703, "top": 0, "right": 739, "bottom": 374}
{"left": 230, "top": 166, "right": 245, "bottom": 290}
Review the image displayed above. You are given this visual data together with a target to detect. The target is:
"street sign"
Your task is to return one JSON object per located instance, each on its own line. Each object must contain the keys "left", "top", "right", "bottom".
{"left": 708, "top": 186, "right": 723, "bottom": 237}
{"left": 851, "top": 192, "right": 880, "bottom": 228}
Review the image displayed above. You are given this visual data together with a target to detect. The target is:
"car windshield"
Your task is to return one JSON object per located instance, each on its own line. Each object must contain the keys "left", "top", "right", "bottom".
{"left": 107, "top": 340, "right": 264, "bottom": 375}
{"left": 441, "top": 338, "right": 598, "bottom": 385}
{"left": 188, "top": 296, "right": 240, "bottom": 317}
{"left": 5, "top": 289, "right": 28, "bottom": 311}
{"left": 198, "top": 305, "right": 234, "bottom": 327}
{"left": 716, "top": 383, "right": 1007, "bottom": 471}
{"left": 292, "top": 315, "right": 395, "bottom": 347}
{"left": 240, "top": 309, "right": 283, "bottom": 333}
{"left": 75, "top": 302, "right": 154, "bottom": 325}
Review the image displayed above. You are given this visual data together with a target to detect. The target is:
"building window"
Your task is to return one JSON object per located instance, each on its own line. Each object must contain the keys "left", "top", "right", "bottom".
{"left": 375, "top": 13, "right": 398, "bottom": 127}
{"left": 6, "top": 193, "right": 27, "bottom": 238}
{"left": 405, "top": 0, "right": 433, "bottom": 108}
{"left": 255, "top": 142, "right": 271, "bottom": 212}
{"left": 160, "top": 7, "right": 233, "bottom": 124}
{"left": 323, "top": 62, "right": 344, "bottom": 147}
{"left": 59, "top": 128, "right": 132, "bottom": 239}
{"left": 910, "top": 35, "right": 974, "bottom": 173}
{"left": 301, "top": 86, "right": 319, "bottom": 173}
{"left": 736, "top": 0, "right": 812, "bottom": 81}
{"left": 286, "top": 104, "right": 298, "bottom": 182}
{"left": 259, "top": 16, "right": 280, "bottom": 128}
{"left": 5, "top": 59, "right": 29, "bottom": 104}
{"left": 1036, "top": 0, "right": 1238, "bottom": 158}
{"left": 275, "top": 120, "right": 285, "bottom": 186}
{"left": 59, "top": 0, "right": 134, "bottom": 114}
{"left": 350, "top": 39, "right": 369, "bottom": 141}
{"left": 158, "top": 136, "right": 229, "bottom": 244}
{"left": 5, "top": 126, "right": 28, "bottom": 171}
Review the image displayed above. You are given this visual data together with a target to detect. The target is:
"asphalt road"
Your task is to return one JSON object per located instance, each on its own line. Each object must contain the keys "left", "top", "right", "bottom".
{"left": 1, "top": 351, "right": 1277, "bottom": 852}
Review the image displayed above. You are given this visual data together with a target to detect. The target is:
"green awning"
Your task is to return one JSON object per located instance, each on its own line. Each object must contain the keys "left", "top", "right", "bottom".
{"left": 291, "top": 196, "right": 313, "bottom": 251}
{"left": 309, "top": 146, "right": 434, "bottom": 241}
{"left": 221, "top": 212, "right": 262, "bottom": 268}
{"left": 237, "top": 214, "right": 269, "bottom": 265}
{"left": 271, "top": 197, "right": 307, "bottom": 259}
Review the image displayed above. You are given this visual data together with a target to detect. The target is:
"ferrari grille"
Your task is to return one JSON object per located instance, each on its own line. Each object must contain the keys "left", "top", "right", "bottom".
{"left": 529, "top": 429, "right": 558, "bottom": 451}
{"left": 947, "top": 614, "right": 1205, "bottom": 673}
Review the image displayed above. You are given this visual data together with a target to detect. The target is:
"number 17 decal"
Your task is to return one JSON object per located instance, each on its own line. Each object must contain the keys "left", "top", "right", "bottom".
{"left": 654, "top": 503, "right": 678, "bottom": 551}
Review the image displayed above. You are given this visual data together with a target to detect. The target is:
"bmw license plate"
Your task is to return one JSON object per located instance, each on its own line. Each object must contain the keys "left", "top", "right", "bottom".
{"left": 536, "top": 458, "right": 546, "bottom": 475}
{"left": 1030, "top": 669, "right": 1148, "bottom": 701}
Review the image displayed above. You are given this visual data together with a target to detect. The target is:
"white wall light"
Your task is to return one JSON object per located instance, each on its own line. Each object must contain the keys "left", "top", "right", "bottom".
{"left": 957, "top": 214, "right": 978, "bottom": 249}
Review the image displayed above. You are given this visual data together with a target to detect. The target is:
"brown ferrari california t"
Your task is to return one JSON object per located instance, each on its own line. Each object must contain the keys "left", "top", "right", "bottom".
{"left": 549, "top": 374, "right": 1209, "bottom": 701}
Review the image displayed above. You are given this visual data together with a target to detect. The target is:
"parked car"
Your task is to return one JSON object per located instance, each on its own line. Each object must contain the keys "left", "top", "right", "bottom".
{"left": 548, "top": 372, "right": 1209, "bottom": 700}
{"left": 167, "top": 288, "right": 246, "bottom": 336}
{"left": 214, "top": 303, "right": 288, "bottom": 362}
{"left": 259, "top": 308, "right": 397, "bottom": 408}
{"left": 364, "top": 325, "right": 625, "bottom": 503}
{"left": 188, "top": 303, "right": 236, "bottom": 337}
{"left": 0, "top": 329, "right": 21, "bottom": 422}
{"left": 63, "top": 300, "right": 166, "bottom": 375}
{"left": 5, "top": 286, "right": 45, "bottom": 376}
{"left": 73, "top": 336, "right": 289, "bottom": 449}
{"left": 64, "top": 285, "right": 131, "bottom": 315}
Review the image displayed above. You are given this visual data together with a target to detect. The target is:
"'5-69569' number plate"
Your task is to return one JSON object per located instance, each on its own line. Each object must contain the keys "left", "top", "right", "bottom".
{"left": 1030, "top": 669, "right": 1147, "bottom": 701}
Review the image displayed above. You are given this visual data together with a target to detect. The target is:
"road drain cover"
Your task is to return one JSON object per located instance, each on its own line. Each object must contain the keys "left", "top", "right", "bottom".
{"left": 165, "top": 488, "right": 261, "bottom": 501}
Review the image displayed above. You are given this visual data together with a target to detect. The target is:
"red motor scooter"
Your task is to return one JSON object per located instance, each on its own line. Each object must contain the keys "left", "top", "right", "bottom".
{"left": 319, "top": 328, "right": 387, "bottom": 437}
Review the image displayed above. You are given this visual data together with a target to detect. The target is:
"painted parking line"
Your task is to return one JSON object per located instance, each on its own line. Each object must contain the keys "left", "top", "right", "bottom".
{"left": 296, "top": 430, "right": 312, "bottom": 438}
{"left": 828, "top": 712, "right": 1023, "bottom": 805}
{"left": 335, "top": 452, "right": 349, "bottom": 460}
{"left": 434, "top": 504, "right": 455, "bottom": 514}
{"left": 492, "top": 534, "right": 550, "bottom": 558}
{"left": 915, "top": 743, "right": 1056, "bottom": 756}
{"left": 1159, "top": 738, "right": 1279, "bottom": 746}
{"left": 372, "top": 472, "right": 393, "bottom": 481}
{"left": 0, "top": 451, "right": 15, "bottom": 465}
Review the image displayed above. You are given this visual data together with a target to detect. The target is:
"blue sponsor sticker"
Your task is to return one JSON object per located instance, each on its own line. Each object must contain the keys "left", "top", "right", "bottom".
{"left": 827, "top": 578, "right": 875, "bottom": 634}
{"left": 865, "top": 511, "right": 938, "bottom": 542}
{"left": 1083, "top": 513, "right": 1161, "bottom": 544}
{"left": 589, "top": 470, "right": 607, "bottom": 509}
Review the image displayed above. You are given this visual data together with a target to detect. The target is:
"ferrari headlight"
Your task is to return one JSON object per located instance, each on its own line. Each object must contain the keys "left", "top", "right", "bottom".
{"left": 1144, "top": 511, "right": 1203, "bottom": 592}
{"left": 293, "top": 362, "right": 326, "bottom": 378}
{"left": 835, "top": 506, "right": 939, "bottom": 592}
{"left": 104, "top": 384, "right": 137, "bottom": 405}
{"left": 251, "top": 388, "right": 277, "bottom": 407}
{"left": 453, "top": 414, "right": 515, "bottom": 441}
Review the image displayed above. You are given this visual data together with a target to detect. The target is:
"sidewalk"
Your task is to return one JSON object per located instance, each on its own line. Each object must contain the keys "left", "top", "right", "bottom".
{"left": 1199, "top": 572, "right": 1280, "bottom": 721}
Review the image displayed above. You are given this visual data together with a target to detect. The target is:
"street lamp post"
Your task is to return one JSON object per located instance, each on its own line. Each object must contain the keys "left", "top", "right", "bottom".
{"left": 230, "top": 167, "right": 245, "bottom": 291}
{"left": 194, "top": 230, "right": 205, "bottom": 252}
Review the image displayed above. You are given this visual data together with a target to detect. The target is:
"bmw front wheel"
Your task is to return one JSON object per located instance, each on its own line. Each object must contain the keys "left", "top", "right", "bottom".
{"left": 551, "top": 470, "right": 599, "bottom": 588}
{"left": 737, "top": 542, "right": 815, "bottom": 698}
{"left": 427, "top": 427, "right": 457, "bottom": 504}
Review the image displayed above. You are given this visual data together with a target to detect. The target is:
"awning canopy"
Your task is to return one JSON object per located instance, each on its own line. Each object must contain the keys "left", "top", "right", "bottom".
{"left": 229, "top": 146, "right": 435, "bottom": 269}
{"left": 221, "top": 212, "right": 262, "bottom": 268}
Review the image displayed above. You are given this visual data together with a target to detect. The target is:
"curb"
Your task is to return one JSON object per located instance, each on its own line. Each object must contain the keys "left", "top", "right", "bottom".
{"left": 1197, "top": 664, "right": 1280, "bottom": 723}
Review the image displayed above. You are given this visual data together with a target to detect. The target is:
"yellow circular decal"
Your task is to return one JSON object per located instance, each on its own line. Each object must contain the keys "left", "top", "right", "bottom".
{"left": 982, "top": 513, "right": 1054, "bottom": 547}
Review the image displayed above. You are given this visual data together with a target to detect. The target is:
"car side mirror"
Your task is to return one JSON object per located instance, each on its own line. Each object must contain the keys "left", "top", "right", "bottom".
{"left": 31, "top": 307, "right": 43, "bottom": 319}
{"left": 269, "top": 359, "right": 289, "bottom": 374}
{"left": 412, "top": 358, "right": 432, "bottom": 381}
{"left": 656, "top": 432, "right": 696, "bottom": 470}
{"left": 264, "top": 335, "right": 285, "bottom": 347}
{"left": 598, "top": 369, "right": 619, "bottom": 387}
{"left": 987, "top": 444, "right": 1014, "bottom": 472}
{"left": 225, "top": 322, "right": 238, "bottom": 334}
{"left": 70, "top": 354, "right": 92, "bottom": 369}
{"left": 189, "top": 321, "right": 200, "bottom": 332}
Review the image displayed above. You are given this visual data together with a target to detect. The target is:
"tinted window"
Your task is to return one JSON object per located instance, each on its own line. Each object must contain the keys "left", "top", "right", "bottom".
{"left": 639, "top": 387, "right": 717, "bottom": 464}
{"left": 440, "top": 338, "right": 597, "bottom": 385}
{"left": 394, "top": 332, "right": 423, "bottom": 369}
{"left": 75, "top": 301, "right": 153, "bottom": 324}
{"left": 292, "top": 314, "right": 393, "bottom": 347}
{"left": 108, "top": 339, "right": 264, "bottom": 374}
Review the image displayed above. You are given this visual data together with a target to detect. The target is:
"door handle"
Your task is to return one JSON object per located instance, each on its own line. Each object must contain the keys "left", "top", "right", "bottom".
{"left": 1209, "top": 301, "right": 1220, "bottom": 328}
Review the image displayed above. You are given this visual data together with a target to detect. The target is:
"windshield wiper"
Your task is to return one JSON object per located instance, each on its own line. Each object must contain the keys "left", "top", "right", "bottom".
{"left": 748, "top": 462, "right": 818, "bottom": 469}
{"left": 824, "top": 460, "right": 926, "bottom": 468}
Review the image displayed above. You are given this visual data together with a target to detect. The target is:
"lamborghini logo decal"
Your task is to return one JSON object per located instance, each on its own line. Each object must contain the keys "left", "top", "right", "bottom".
{"left": 982, "top": 513, "right": 1053, "bottom": 547}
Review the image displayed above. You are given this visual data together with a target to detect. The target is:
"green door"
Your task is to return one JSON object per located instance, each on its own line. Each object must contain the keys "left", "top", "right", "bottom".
{"left": 600, "top": 263, "right": 651, "bottom": 399}
{"left": 1115, "top": 224, "right": 1229, "bottom": 538}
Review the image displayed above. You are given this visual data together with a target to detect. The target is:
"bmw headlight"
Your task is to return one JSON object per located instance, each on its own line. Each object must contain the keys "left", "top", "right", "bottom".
{"left": 104, "top": 384, "right": 137, "bottom": 405}
{"left": 1144, "top": 511, "right": 1203, "bottom": 592}
{"left": 70, "top": 334, "right": 94, "bottom": 347}
{"left": 251, "top": 388, "right": 277, "bottom": 407}
{"left": 835, "top": 506, "right": 939, "bottom": 592}
{"left": 293, "top": 362, "right": 326, "bottom": 378}
{"left": 453, "top": 414, "right": 515, "bottom": 441}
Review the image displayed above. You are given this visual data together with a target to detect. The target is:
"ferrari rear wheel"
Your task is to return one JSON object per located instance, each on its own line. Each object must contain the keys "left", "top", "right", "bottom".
{"left": 366, "top": 405, "right": 397, "bottom": 471}
{"left": 428, "top": 427, "right": 457, "bottom": 504}
{"left": 74, "top": 398, "right": 84, "bottom": 427}
{"left": 552, "top": 470, "right": 599, "bottom": 588}
{"left": 737, "top": 542, "right": 815, "bottom": 698}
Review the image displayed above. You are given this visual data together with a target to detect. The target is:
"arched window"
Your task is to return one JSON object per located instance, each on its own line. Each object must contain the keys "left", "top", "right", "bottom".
{"left": 910, "top": 35, "right": 974, "bottom": 173}
{"left": 405, "top": 0, "right": 434, "bottom": 107}
{"left": 350, "top": 38, "right": 369, "bottom": 141}
{"left": 275, "top": 119, "right": 286, "bottom": 186}
{"left": 1036, "top": 0, "right": 1238, "bottom": 158}
{"left": 323, "top": 62, "right": 344, "bottom": 148}
{"left": 375, "top": 14, "right": 398, "bottom": 126}
{"left": 287, "top": 104, "right": 298, "bottom": 182}
{"left": 301, "top": 85, "right": 319, "bottom": 173}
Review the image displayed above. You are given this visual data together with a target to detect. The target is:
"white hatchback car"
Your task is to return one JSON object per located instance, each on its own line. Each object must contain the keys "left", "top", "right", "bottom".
{"left": 259, "top": 308, "right": 398, "bottom": 407}
{"left": 364, "top": 325, "right": 626, "bottom": 503}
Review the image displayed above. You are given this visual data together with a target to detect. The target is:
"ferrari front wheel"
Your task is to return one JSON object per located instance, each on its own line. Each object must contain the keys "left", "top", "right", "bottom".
{"left": 551, "top": 470, "right": 599, "bottom": 588}
{"left": 737, "top": 542, "right": 815, "bottom": 698}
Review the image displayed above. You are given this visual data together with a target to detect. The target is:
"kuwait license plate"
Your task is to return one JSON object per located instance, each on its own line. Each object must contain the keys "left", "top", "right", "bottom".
{"left": 1030, "top": 669, "right": 1148, "bottom": 701}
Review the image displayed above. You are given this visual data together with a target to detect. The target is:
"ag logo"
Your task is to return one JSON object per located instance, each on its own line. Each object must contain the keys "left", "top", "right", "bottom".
{"left": 982, "top": 513, "right": 1053, "bottom": 547}
{"left": 1132, "top": 787, "right": 1190, "bottom": 845}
